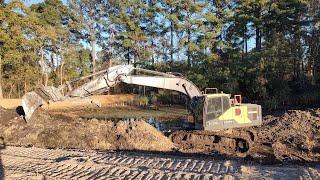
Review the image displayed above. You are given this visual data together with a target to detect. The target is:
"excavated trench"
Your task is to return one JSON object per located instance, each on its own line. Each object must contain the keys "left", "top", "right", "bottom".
{"left": 0, "top": 106, "right": 319, "bottom": 164}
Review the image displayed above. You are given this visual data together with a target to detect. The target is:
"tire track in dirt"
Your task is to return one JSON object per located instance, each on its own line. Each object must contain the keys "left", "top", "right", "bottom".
{"left": 1, "top": 146, "right": 319, "bottom": 179}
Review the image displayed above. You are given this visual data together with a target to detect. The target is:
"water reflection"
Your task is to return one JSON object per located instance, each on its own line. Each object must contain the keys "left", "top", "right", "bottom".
{"left": 84, "top": 116, "right": 193, "bottom": 133}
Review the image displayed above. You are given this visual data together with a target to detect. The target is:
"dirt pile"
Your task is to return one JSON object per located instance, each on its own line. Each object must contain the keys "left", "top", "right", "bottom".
{"left": 0, "top": 107, "right": 174, "bottom": 151}
{"left": 255, "top": 109, "right": 320, "bottom": 162}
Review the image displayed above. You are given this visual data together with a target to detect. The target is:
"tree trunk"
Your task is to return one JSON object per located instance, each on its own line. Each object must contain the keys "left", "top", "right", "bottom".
{"left": 127, "top": 47, "right": 130, "bottom": 64}
{"left": 44, "top": 74, "right": 48, "bottom": 86}
{"left": 170, "top": 7, "right": 174, "bottom": 62}
{"left": 40, "top": 46, "right": 49, "bottom": 86}
{"left": 313, "top": 40, "right": 320, "bottom": 84}
{"left": 0, "top": 81, "right": 3, "bottom": 99}
{"left": 91, "top": 38, "right": 96, "bottom": 79}
{"left": 255, "top": 6, "right": 261, "bottom": 51}
{"left": 18, "top": 85, "right": 21, "bottom": 98}
{"left": 8, "top": 84, "right": 14, "bottom": 99}
{"left": 256, "top": 27, "right": 261, "bottom": 51}
{"left": 24, "top": 78, "right": 27, "bottom": 94}
{"left": 0, "top": 56, "right": 3, "bottom": 99}
{"left": 109, "top": 58, "right": 112, "bottom": 68}
{"left": 151, "top": 40, "right": 155, "bottom": 64}
{"left": 294, "top": 34, "right": 300, "bottom": 79}
{"left": 187, "top": 27, "right": 191, "bottom": 66}
{"left": 244, "top": 26, "right": 248, "bottom": 53}
{"left": 60, "top": 62, "right": 64, "bottom": 86}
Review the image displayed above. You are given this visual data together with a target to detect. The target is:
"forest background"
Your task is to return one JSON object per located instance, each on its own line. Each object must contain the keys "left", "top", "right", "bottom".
{"left": 0, "top": 0, "right": 319, "bottom": 110}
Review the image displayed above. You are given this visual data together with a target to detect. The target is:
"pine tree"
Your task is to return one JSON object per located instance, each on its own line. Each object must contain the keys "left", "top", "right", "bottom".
{"left": 0, "top": 0, "right": 42, "bottom": 97}
{"left": 109, "top": 0, "right": 150, "bottom": 65}
{"left": 160, "top": 0, "right": 180, "bottom": 62}
{"left": 177, "top": 0, "right": 205, "bottom": 66}
{"left": 68, "top": 0, "right": 107, "bottom": 77}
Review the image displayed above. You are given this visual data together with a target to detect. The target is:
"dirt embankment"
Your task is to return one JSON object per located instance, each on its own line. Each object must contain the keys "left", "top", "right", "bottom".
{"left": 254, "top": 109, "right": 320, "bottom": 162}
{"left": 0, "top": 107, "right": 175, "bottom": 152}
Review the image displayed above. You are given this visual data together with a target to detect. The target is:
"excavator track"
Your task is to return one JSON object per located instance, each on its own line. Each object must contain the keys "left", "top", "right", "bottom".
{"left": 170, "top": 128, "right": 258, "bottom": 157}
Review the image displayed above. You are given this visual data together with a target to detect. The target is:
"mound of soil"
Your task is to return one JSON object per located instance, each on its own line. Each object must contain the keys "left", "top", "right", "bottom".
{"left": 255, "top": 109, "right": 320, "bottom": 162}
{"left": 0, "top": 107, "right": 175, "bottom": 152}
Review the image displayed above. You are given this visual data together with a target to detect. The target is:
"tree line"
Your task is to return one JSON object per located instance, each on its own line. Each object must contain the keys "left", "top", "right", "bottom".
{"left": 0, "top": 0, "right": 319, "bottom": 109}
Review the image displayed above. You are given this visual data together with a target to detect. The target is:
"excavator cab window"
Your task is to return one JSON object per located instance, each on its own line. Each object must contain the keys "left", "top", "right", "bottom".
{"left": 204, "top": 95, "right": 231, "bottom": 128}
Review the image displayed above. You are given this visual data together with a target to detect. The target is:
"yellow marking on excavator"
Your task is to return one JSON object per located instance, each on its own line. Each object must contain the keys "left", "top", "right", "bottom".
{"left": 218, "top": 106, "right": 251, "bottom": 124}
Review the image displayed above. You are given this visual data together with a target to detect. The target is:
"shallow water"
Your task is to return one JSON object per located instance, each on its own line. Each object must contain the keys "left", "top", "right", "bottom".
{"left": 82, "top": 116, "right": 193, "bottom": 133}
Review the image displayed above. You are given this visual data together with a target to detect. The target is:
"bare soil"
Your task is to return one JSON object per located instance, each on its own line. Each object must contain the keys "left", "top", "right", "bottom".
{"left": 0, "top": 102, "right": 319, "bottom": 164}
{"left": 1, "top": 146, "right": 319, "bottom": 179}
{"left": 254, "top": 109, "right": 320, "bottom": 162}
{"left": 0, "top": 107, "right": 175, "bottom": 152}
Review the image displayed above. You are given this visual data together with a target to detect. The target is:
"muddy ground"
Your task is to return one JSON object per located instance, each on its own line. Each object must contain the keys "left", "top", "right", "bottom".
{"left": 0, "top": 105, "right": 319, "bottom": 164}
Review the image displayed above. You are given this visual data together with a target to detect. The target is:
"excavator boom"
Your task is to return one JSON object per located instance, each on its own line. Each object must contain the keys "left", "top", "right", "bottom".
{"left": 22, "top": 65, "right": 201, "bottom": 121}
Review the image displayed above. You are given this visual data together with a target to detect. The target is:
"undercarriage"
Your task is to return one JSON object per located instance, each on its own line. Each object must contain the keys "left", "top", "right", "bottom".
{"left": 170, "top": 128, "right": 261, "bottom": 158}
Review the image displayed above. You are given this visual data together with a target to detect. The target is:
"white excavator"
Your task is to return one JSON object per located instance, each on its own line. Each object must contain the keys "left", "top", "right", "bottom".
{"left": 22, "top": 64, "right": 262, "bottom": 155}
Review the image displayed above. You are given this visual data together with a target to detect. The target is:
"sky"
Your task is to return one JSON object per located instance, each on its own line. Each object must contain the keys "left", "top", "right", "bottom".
{"left": 25, "top": 0, "right": 44, "bottom": 6}
{"left": 6, "top": 0, "right": 66, "bottom": 6}
{"left": 4, "top": 0, "right": 43, "bottom": 6}
{"left": 24, "top": 0, "right": 43, "bottom": 6}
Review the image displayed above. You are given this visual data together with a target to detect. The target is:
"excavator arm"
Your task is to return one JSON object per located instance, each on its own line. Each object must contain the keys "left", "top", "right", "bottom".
{"left": 22, "top": 65, "right": 134, "bottom": 121}
{"left": 22, "top": 65, "right": 202, "bottom": 122}
{"left": 120, "top": 75, "right": 201, "bottom": 98}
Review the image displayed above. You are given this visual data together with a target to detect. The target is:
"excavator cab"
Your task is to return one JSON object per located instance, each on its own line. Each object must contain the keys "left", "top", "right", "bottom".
{"left": 196, "top": 89, "right": 262, "bottom": 131}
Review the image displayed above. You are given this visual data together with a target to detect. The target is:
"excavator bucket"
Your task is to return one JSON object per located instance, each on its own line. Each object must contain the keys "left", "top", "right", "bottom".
{"left": 22, "top": 91, "right": 46, "bottom": 122}
{"left": 22, "top": 86, "right": 64, "bottom": 122}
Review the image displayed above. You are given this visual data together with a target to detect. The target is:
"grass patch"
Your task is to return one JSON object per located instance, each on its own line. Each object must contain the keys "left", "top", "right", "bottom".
{"left": 72, "top": 106, "right": 189, "bottom": 120}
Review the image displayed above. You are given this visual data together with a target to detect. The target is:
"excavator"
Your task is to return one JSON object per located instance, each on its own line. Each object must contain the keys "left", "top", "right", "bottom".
{"left": 22, "top": 64, "right": 262, "bottom": 156}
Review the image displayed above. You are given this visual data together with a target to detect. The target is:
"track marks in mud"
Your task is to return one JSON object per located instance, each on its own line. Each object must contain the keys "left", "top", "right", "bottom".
{"left": 1, "top": 146, "right": 320, "bottom": 179}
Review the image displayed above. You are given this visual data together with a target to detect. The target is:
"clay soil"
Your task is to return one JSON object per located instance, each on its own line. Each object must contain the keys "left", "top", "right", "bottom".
{"left": 0, "top": 103, "right": 319, "bottom": 163}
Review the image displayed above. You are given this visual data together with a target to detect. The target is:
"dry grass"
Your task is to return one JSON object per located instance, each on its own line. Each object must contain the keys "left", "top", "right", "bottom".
{"left": 50, "top": 106, "right": 189, "bottom": 121}
{"left": 0, "top": 99, "right": 21, "bottom": 109}
{"left": 0, "top": 95, "right": 136, "bottom": 110}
